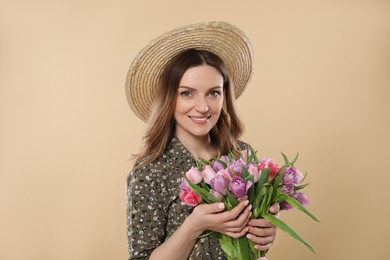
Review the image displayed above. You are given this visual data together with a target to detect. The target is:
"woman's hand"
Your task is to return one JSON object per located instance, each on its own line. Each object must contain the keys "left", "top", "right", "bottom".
{"left": 184, "top": 200, "right": 252, "bottom": 239}
{"left": 246, "top": 203, "right": 280, "bottom": 251}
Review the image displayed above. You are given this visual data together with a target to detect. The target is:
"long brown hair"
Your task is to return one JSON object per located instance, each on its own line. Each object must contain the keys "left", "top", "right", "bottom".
{"left": 132, "top": 49, "right": 244, "bottom": 169}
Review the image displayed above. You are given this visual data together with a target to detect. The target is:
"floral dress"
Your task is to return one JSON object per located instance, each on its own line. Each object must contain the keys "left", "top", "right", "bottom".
{"left": 127, "top": 137, "right": 250, "bottom": 259}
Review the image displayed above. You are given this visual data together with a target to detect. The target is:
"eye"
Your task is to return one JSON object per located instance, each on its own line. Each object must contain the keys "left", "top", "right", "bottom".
{"left": 209, "top": 90, "right": 221, "bottom": 97}
{"left": 179, "top": 91, "right": 192, "bottom": 97}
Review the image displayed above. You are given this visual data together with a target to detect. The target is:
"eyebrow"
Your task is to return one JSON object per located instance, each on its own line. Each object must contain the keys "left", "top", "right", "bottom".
{"left": 178, "top": 86, "right": 223, "bottom": 91}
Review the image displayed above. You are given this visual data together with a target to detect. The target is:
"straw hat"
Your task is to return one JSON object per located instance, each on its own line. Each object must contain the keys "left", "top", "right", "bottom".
{"left": 125, "top": 21, "right": 254, "bottom": 122}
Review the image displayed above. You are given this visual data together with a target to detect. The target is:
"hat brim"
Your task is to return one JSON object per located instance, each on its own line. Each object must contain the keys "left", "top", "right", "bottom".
{"left": 125, "top": 21, "right": 254, "bottom": 122}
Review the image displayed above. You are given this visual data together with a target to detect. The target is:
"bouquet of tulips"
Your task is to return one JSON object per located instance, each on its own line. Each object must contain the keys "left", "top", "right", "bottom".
{"left": 179, "top": 147, "right": 319, "bottom": 260}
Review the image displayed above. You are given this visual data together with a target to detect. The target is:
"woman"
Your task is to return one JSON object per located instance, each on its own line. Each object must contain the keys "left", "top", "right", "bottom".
{"left": 126, "top": 22, "right": 279, "bottom": 260}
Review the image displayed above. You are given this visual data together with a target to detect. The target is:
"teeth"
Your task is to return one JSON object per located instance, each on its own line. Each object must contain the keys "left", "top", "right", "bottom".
{"left": 191, "top": 117, "right": 208, "bottom": 121}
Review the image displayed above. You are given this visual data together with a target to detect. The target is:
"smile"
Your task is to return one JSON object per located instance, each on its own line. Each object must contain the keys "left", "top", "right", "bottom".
{"left": 189, "top": 116, "right": 211, "bottom": 124}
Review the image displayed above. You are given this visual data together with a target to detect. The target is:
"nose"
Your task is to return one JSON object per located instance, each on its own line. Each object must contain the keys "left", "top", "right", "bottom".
{"left": 195, "top": 96, "right": 209, "bottom": 113}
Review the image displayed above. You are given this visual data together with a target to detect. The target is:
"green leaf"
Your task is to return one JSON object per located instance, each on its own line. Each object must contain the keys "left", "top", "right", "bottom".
{"left": 290, "top": 152, "right": 300, "bottom": 166}
{"left": 246, "top": 146, "right": 259, "bottom": 164}
{"left": 195, "top": 159, "right": 203, "bottom": 171}
{"left": 274, "top": 192, "right": 288, "bottom": 204}
{"left": 301, "top": 171, "right": 308, "bottom": 183}
{"left": 219, "top": 234, "right": 236, "bottom": 258}
{"left": 226, "top": 190, "right": 239, "bottom": 208}
{"left": 201, "top": 182, "right": 210, "bottom": 191}
{"left": 272, "top": 168, "right": 285, "bottom": 190}
{"left": 281, "top": 152, "right": 299, "bottom": 166}
{"left": 248, "top": 182, "right": 255, "bottom": 205}
{"left": 245, "top": 174, "right": 255, "bottom": 183}
{"left": 295, "top": 183, "right": 310, "bottom": 191}
{"left": 263, "top": 213, "right": 316, "bottom": 254}
{"left": 281, "top": 153, "right": 289, "bottom": 165}
{"left": 257, "top": 168, "right": 270, "bottom": 190}
{"left": 223, "top": 197, "right": 233, "bottom": 210}
{"left": 283, "top": 196, "right": 320, "bottom": 222}
{"left": 199, "top": 157, "right": 212, "bottom": 166}
{"left": 241, "top": 166, "right": 250, "bottom": 179}
{"left": 258, "top": 185, "right": 274, "bottom": 216}
{"left": 198, "top": 230, "right": 214, "bottom": 238}
{"left": 253, "top": 185, "right": 268, "bottom": 218}
{"left": 237, "top": 236, "right": 252, "bottom": 259}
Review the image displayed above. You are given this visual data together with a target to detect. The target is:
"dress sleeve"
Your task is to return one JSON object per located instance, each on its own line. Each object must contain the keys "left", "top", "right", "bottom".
{"left": 126, "top": 166, "right": 168, "bottom": 259}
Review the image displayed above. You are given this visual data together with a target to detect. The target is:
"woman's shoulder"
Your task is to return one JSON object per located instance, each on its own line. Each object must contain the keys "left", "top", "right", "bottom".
{"left": 237, "top": 139, "right": 255, "bottom": 151}
{"left": 128, "top": 138, "right": 184, "bottom": 183}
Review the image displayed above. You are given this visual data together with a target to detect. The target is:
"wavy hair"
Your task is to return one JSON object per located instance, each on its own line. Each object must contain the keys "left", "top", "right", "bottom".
{"left": 132, "top": 49, "right": 244, "bottom": 169}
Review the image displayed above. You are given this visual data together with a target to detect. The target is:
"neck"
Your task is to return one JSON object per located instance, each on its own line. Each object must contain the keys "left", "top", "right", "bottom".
{"left": 175, "top": 134, "right": 217, "bottom": 160}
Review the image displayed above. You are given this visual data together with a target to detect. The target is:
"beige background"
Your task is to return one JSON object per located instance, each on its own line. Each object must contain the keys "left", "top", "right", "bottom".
{"left": 1, "top": 0, "right": 389, "bottom": 259}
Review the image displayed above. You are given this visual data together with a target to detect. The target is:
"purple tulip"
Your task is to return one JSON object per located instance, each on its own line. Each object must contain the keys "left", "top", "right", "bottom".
{"left": 179, "top": 178, "right": 190, "bottom": 191}
{"left": 280, "top": 192, "right": 309, "bottom": 210}
{"left": 280, "top": 200, "right": 294, "bottom": 210}
{"left": 210, "top": 175, "right": 229, "bottom": 195}
{"left": 228, "top": 159, "right": 246, "bottom": 175}
{"left": 283, "top": 166, "right": 303, "bottom": 186}
{"left": 294, "top": 192, "right": 309, "bottom": 206}
{"left": 212, "top": 155, "right": 229, "bottom": 172}
{"left": 281, "top": 184, "right": 294, "bottom": 195}
{"left": 228, "top": 176, "right": 251, "bottom": 199}
{"left": 217, "top": 168, "right": 233, "bottom": 181}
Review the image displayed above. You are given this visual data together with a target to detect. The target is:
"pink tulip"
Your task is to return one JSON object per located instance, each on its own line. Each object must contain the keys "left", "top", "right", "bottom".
{"left": 210, "top": 189, "right": 223, "bottom": 201}
{"left": 217, "top": 168, "right": 233, "bottom": 181}
{"left": 185, "top": 167, "right": 203, "bottom": 184}
{"left": 247, "top": 163, "right": 260, "bottom": 182}
{"left": 258, "top": 158, "right": 279, "bottom": 181}
{"left": 210, "top": 175, "right": 229, "bottom": 195}
{"left": 179, "top": 189, "right": 202, "bottom": 206}
{"left": 202, "top": 165, "right": 217, "bottom": 184}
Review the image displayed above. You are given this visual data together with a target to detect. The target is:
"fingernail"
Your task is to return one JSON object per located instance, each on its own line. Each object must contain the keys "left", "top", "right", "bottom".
{"left": 246, "top": 234, "right": 252, "bottom": 239}
{"left": 248, "top": 204, "right": 252, "bottom": 210}
{"left": 218, "top": 203, "right": 225, "bottom": 209}
{"left": 244, "top": 200, "right": 249, "bottom": 206}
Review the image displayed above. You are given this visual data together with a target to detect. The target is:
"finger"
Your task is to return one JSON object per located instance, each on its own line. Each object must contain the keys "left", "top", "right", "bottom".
{"left": 269, "top": 203, "right": 280, "bottom": 214}
{"left": 224, "top": 226, "right": 249, "bottom": 239}
{"left": 198, "top": 202, "right": 225, "bottom": 214}
{"left": 219, "top": 200, "right": 249, "bottom": 221}
{"left": 224, "top": 204, "right": 252, "bottom": 229}
{"left": 247, "top": 225, "right": 276, "bottom": 237}
{"left": 248, "top": 218, "right": 274, "bottom": 228}
{"left": 246, "top": 233, "right": 275, "bottom": 247}
{"left": 254, "top": 242, "right": 273, "bottom": 252}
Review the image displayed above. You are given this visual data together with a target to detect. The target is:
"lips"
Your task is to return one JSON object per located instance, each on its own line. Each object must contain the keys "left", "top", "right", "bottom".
{"left": 189, "top": 116, "right": 211, "bottom": 124}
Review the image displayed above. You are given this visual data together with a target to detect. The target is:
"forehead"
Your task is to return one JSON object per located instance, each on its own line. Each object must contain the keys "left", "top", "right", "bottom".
{"left": 179, "top": 65, "right": 223, "bottom": 87}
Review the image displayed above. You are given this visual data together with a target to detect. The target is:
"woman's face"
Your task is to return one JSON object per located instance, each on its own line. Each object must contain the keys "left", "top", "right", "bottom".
{"left": 174, "top": 65, "right": 224, "bottom": 142}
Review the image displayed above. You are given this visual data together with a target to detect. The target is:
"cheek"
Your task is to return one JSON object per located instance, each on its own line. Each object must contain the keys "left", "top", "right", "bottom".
{"left": 175, "top": 98, "right": 192, "bottom": 115}
{"left": 211, "top": 99, "right": 224, "bottom": 113}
